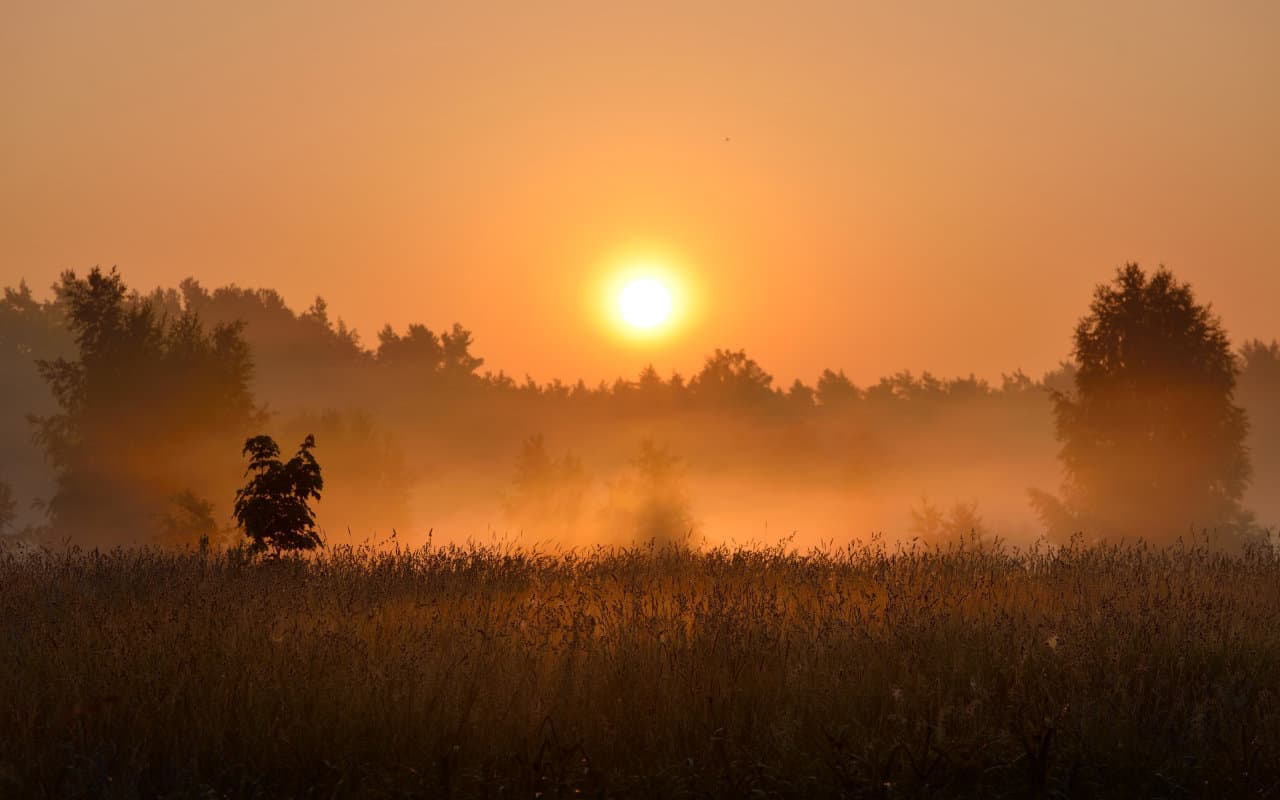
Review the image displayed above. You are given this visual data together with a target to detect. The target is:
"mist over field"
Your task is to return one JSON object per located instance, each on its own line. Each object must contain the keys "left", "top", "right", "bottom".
{"left": 2, "top": 269, "right": 1277, "bottom": 552}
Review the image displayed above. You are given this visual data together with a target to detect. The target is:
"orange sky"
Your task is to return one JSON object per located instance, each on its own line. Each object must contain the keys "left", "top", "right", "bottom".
{"left": 3, "top": 2, "right": 1278, "bottom": 385}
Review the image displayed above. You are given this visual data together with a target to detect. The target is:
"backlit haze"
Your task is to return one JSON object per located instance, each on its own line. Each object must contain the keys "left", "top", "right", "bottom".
{"left": 4, "top": 1, "right": 1278, "bottom": 385}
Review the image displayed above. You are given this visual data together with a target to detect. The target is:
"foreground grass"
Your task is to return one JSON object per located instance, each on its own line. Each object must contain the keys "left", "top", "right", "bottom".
{"left": 2, "top": 539, "right": 1280, "bottom": 798}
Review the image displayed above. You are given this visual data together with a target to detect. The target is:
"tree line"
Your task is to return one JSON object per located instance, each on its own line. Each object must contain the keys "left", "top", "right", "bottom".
{"left": 0, "top": 264, "right": 1276, "bottom": 549}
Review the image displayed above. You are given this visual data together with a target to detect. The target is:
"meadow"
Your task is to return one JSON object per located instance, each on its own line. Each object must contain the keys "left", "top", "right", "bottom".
{"left": 3, "top": 538, "right": 1280, "bottom": 798}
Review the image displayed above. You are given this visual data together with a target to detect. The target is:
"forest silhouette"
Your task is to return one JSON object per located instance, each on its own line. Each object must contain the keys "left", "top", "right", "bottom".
{"left": 1, "top": 265, "right": 1277, "bottom": 550}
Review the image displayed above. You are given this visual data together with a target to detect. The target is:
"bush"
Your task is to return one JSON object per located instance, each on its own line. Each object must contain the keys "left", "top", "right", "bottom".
{"left": 233, "top": 434, "right": 323, "bottom": 555}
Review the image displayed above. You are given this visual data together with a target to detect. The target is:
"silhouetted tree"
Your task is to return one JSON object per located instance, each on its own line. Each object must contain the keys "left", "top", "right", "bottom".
{"left": 233, "top": 435, "right": 324, "bottom": 555}
{"left": 440, "top": 323, "right": 484, "bottom": 378}
{"left": 786, "top": 379, "right": 816, "bottom": 411}
{"left": 1041, "top": 362, "right": 1077, "bottom": 397}
{"left": 690, "top": 349, "right": 775, "bottom": 408}
{"left": 1240, "top": 340, "right": 1280, "bottom": 398}
{"left": 177, "top": 280, "right": 368, "bottom": 413}
{"left": 1031, "top": 265, "right": 1253, "bottom": 543}
{"left": 816, "top": 369, "right": 861, "bottom": 408}
{"left": 1000, "top": 370, "right": 1031, "bottom": 393}
{"left": 0, "top": 280, "right": 71, "bottom": 368}
{"left": 636, "top": 364, "right": 663, "bottom": 394}
{"left": 377, "top": 323, "right": 444, "bottom": 370}
{"left": 180, "top": 281, "right": 364, "bottom": 365}
{"left": 374, "top": 321, "right": 486, "bottom": 430}
{"left": 32, "top": 268, "right": 256, "bottom": 542}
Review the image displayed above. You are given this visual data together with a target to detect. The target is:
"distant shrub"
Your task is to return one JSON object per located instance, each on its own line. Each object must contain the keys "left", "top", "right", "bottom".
{"left": 909, "top": 496, "right": 990, "bottom": 548}
{"left": 159, "top": 490, "right": 220, "bottom": 549}
{"left": 601, "top": 439, "right": 695, "bottom": 545}
{"left": 503, "top": 433, "right": 589, "bottom": 537}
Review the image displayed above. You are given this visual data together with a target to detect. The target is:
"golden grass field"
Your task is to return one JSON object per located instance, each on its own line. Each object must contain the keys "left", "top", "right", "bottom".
{"left": 3, "top": 538, "right": 1279, "bottom": 798}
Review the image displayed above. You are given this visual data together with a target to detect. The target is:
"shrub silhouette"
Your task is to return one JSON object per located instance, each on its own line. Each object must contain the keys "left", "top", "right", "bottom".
{"left": 909, "top": 496, "right": 989, "bottom": 548}
{"left": 601, "top": 439, "right": 695, "bottom": 545}
{"left": 233, "top": 435, "right": 324, "bottom": 555}
{"left": 503, "top": 433, "right": 589, "bottom": 536}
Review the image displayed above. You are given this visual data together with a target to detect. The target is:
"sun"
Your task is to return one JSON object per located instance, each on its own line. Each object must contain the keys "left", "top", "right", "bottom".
{"left": 618, "top": 277, "right": 673, "bottom": 330}
{"left": 597, "top": 253, "right": 692, "bottom": 339}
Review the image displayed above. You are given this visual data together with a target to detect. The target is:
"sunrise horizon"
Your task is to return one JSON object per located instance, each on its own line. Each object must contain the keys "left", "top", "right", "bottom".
{"left": 3, "top": 3, "right": 1279, "bottom": 797}
{"left": 7, "top": 3, "right": 1278, "bottom": 388}
{"left": 6, "top": 255, "right": 1259, "bottom": 389}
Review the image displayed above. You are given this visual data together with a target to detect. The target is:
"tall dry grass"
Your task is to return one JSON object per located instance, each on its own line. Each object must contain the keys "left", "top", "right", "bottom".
{"left": 2, "top": 538, "right": 1279, "bottom": 797}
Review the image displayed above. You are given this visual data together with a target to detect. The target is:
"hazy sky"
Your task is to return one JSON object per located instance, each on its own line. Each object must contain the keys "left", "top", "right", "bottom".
{"left": 3, "top": 1, "right": 1278, "bottom": 385}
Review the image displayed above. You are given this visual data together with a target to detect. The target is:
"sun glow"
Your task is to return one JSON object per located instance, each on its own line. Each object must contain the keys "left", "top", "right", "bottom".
{"left": 618, "top": 277, "right": 673, "bottom": 330}
{"left": 594, "top": 253, "right": 694, "bottom": 342}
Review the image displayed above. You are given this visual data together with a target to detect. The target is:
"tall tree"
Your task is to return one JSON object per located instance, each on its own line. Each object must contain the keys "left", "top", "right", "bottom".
{"left": 32, "top": 267, "right": 257, "bottom": 543}
{"left": 1031, "top": 264, "right": 1252, "bottom": 543}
